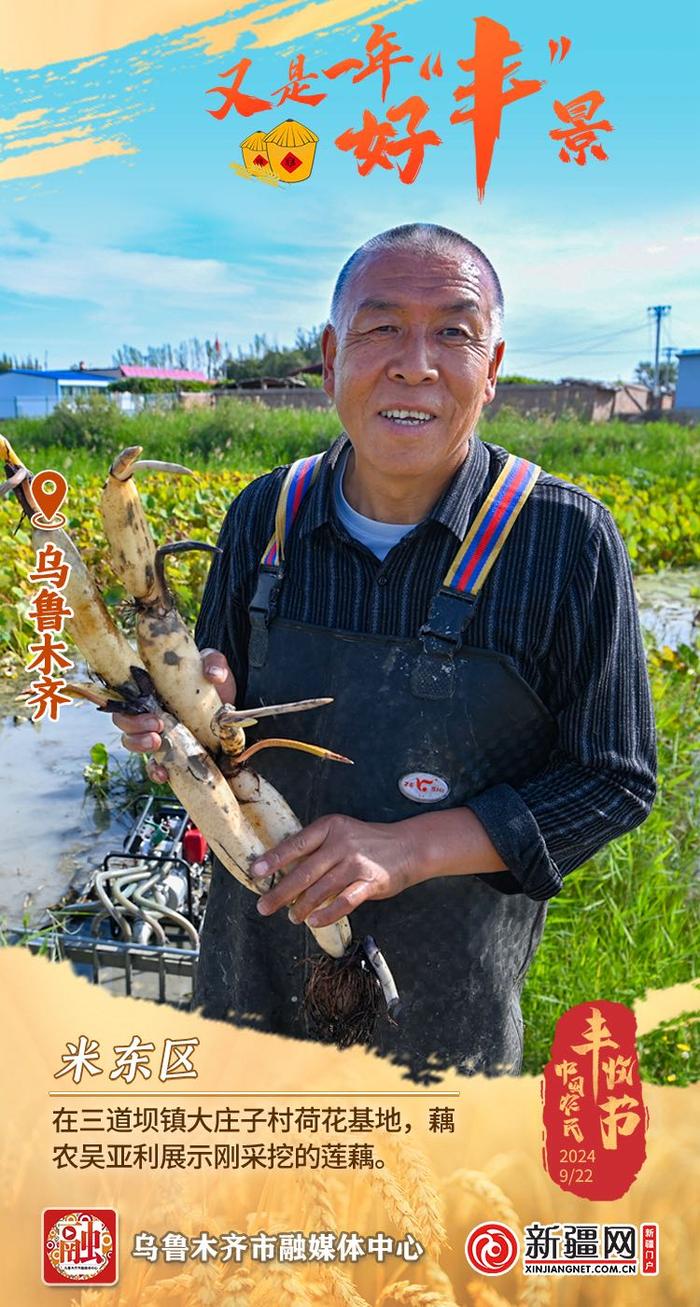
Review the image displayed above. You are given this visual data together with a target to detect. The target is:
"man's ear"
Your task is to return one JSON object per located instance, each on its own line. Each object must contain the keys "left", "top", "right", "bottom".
{"left": 483, "top": 339, "right": 506, "bottom": 405}
{"left": 322, "top": 322, "right": 337, "bottom": 400}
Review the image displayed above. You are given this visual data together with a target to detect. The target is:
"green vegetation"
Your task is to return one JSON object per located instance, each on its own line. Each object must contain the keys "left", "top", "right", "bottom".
{"left": 0, "top": 458, "right": 254, "bottom": 666}
{"left": 635, "top": 358, "right": 677, "bottom": 391}
{"left": 0, "top": 352, "right": 40, "bottom": 372}
{"left": 637, "top": 1011, "right": 698, "bottom": 1087}
{"left": 224, "top": 326, "right": 323, "bottom": 382}
{"left": 521, "top": 643, "right": 700, "bottom": 1082}
{"left": 110, "top": 324, "right": 324, "bottom": 381}
{"left": 82, "top": 741, "right": 110, "bottom": 796}
{"left": 107, "top": 377, "right": 212, "bottom": 393}
{"left": 5, "top": 393, "right": 339, "bottom": 472}
{"left": 6, "top": 394, "right": 698, "bottom": 479}
{"left": 83, "top": 740, "right": 171, "bottom": 811}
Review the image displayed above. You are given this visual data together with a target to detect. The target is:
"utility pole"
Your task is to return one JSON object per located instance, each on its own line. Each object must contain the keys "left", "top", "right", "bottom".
{"left": 647, "top": 305, "right": 671, "bottom": 403}
{"left": 662, "top": 345, "right": 676, "bottom": 392}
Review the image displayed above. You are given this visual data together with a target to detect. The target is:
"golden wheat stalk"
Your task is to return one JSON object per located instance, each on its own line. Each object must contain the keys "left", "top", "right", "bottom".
{"left": 370, "top": 1165, "right": 426, "bottom": 1239}
{"left": 465, "top": 1286, "right": 512, "bottom": 1307}
{"left": 140, "top": 1270, "right": 199, "bottom": 1305}
{"left": 298, "top": 1169, "right": 340, "bottom": 1231}
{"left": 421, "top": 1260, "right": 458, "bottom": 1303}
{"left": 369, "top": 1162, "right": 445, "bottom": 1259}
{"left": 318, "top": 1264, "right": 372, "bottom": 1307}
{"left": 376, "top": 1279, "right": 457, "bottom": 1306}
{"left": 382, "top": 1141, "right": 448, "bottom": 1253}
{"left": 218, "top": 1282, "right": 254, "bottom": 1307}
{"left": 249, "top": 1265, "right": 314, "bottom": 1307}
{"left": 444, "top": 1169, "right": 522, "bottom": 1235}
{"left": 517, "top": 1279, "right": 552, "bottom": 1306}
{"left": 218, "top": 1274, "right": 256, "bottom": 1306}
{"left": 295, "top": 1269, "right": 332, "bottom": 1302}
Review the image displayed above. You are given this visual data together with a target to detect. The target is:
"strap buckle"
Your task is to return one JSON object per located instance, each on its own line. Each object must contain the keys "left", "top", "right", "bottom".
{"left": 248, "top": 566, "right": 284, "bottom": 668}
{"left": 417, "top": 587, "right": 478, "bottom": 658}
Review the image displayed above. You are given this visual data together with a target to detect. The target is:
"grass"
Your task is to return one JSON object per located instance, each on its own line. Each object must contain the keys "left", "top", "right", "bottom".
{"left": 5, "top": 395, "right": 341, "bottom": 475}
{"left": 4, "top": 392, "right": 699, "bottom": 479}
{"left": 637, "top": 1011, "right": 699, "bottom": 1087}
{"left": 521, "top": 643, "right": 700, "bottom": 1082}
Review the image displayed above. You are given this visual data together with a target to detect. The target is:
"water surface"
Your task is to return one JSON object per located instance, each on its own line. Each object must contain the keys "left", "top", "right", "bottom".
{"left": 0, "top": 688, "right": 129, "bottom": 926}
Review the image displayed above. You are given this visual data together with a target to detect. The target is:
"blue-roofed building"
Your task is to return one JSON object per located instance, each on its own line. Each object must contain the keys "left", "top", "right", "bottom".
{"left": 0, "top": 369, "right": 111, "bottom": 419}
{"left": 675, "top": 351, "right": 700, "bottom": 410}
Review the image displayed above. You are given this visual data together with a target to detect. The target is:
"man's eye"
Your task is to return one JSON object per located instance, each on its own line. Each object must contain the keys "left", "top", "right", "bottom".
{"left": 372, "top": 324, "right": 398, "bottom": 334}
{"left": 439, "top": 326, "right": 469, "bottom": 338}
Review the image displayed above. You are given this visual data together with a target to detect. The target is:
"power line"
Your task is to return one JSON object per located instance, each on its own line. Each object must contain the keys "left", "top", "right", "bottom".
{"left": 511, "top": 317, "right": 643, "bottom": 354}
{"left": 516, "top": 327, "right": 645, "bottom": 361}
{"left": 515, "top": 330, "right": 647, "bottom": 368}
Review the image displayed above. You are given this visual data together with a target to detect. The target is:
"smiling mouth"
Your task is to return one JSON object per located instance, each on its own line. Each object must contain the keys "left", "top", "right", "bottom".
{"left": 379, "top": 408, "right": 436, "bottom": 427}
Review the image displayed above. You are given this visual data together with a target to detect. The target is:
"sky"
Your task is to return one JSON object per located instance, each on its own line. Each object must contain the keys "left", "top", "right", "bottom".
{"left": 1, "top": 0, "right": 699, "bottom": 383}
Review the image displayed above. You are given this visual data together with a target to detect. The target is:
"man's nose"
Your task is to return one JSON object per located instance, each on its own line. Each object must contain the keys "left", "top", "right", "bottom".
{"left": 386, "top": 330, "right": 439, "bottom": 384}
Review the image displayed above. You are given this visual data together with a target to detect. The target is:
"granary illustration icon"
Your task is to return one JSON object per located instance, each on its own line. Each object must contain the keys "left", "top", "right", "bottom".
{"left": 240, "top": 129, "right": 275, "bottom": 179}
{"left": 232, "top": 119, "right": 319, "bottom": 186}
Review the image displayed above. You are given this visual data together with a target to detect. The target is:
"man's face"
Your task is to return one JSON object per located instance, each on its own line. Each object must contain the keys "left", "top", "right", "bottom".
{"left": 322, "top": 246, "right": 505, "bottom": 481}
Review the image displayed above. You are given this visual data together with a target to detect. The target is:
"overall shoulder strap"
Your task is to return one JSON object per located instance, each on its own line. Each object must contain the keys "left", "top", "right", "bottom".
{"left": 444, "top": 453, "right": 541, "bottom": 597}
{"left": 260, "top": 452, "right": 325, "bottom": 568}
{"left": 249, "top": 452, "right": 325, "bottom": 668}
{"left": 418, "top": 454, "right": 541, "bottom": 663}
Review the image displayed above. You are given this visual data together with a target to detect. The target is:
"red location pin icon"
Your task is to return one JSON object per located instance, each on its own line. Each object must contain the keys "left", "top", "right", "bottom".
{"left": 31, "top": 469, "right": 68, "bottom": 529}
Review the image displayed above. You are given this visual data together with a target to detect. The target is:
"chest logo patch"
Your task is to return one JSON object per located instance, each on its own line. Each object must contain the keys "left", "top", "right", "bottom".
{"left": 398, "top": 772, "right": 451, "bottom": 804}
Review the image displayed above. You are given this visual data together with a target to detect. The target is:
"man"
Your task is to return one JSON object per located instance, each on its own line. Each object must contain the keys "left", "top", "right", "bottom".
{"left": 116, "top": 223, "right": 656, "bottom": 1078}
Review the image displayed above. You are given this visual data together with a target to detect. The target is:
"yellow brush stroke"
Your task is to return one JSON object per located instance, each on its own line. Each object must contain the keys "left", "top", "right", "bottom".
{"left": 0, "top": 136, "right": 137, "bottom": 181}
{"left": 0, "top": 108, "right": 48, "bottom": 132}
{"left": 2, "top": 126, "right": 92, "bottom": 153}
{"left": 179, "top": 0, "right": 418, "bottom": 57}
{"left": 361, "top": 0, "right": 420, "bottom": 20}
{"left": 2, "top": 1, "right": 418, "bottom": 71}
{"left": 634, "top": 979, "right": 700, "bottom": 1037}
{"left": 2, "top": 2, "right": 231, "bottom": 72}
{"left": 69, "top": 55, "right": 108, "bottom": 74}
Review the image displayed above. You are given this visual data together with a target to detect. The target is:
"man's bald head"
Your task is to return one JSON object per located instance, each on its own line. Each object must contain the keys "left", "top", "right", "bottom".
{"left": 329, "top": 224, "right": 504, "bottom": 350}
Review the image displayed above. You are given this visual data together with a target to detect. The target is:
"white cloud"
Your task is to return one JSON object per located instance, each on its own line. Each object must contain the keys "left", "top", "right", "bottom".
{"left": 0, "top": 231, "right": 251, "bottom": 304}
{"left": 2, "top": 200, "right": 699, "bottom": 379}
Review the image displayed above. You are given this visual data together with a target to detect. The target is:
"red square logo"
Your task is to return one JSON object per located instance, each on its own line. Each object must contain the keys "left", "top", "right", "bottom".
{"left": 42, "top": 1209, "right": 118, "bottom": 1286}
{"left": 280, "top": 151, "right": 302, "bottom": 173}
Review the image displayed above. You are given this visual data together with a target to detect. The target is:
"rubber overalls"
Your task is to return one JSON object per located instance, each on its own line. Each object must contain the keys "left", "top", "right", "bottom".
{"left": 196, "top": 450, "right": 557, "bottom": 1080}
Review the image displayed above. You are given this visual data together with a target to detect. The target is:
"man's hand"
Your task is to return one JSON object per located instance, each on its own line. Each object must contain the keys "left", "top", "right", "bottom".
{"left": 249, "top": 814, "right": 417, "bottom": 928}
{"left": 113, "top": 648, "right": 236, "bottom": 784}
{"left": 249, "top": 806, "right": 508, "bottom": 926}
